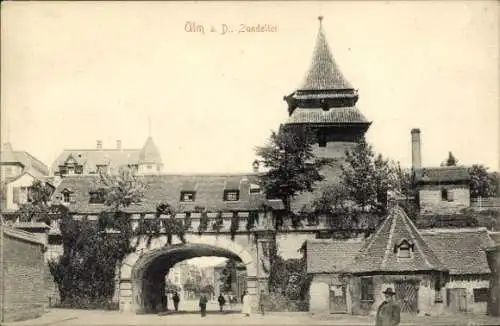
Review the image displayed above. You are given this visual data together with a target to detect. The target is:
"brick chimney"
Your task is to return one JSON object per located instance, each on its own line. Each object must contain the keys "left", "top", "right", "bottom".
{"left": 411, "top": 128, "right": 422, "bottom": 170}
{"left": 116, "top": 140, "right": 122, "bottom": 150}
{"left": 96, "top": 140, "right": 103, "bottom": 150}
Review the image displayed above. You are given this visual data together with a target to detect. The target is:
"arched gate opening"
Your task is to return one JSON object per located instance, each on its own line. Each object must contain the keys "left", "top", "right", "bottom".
{"left": 119, "top": 236, "right": 259, "bottom": 314}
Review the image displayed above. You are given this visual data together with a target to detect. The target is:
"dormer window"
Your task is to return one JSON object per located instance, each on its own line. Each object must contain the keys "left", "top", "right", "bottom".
{"left": 249, "top": 184, "right": 261, "bottom": 194}
{"left": 61, "top": 188, "right": 73, "bottom": 203}
{"left": 180, "top": 191, "right": 195, "bottom": 202}
{"left": 89, "top": 189, "right": 106, "bottom": 204}
{"left": 224, "top": 190, "right": 240, "bottom": 201}
{"left": 395, "top": 239, "right": 414, "bottom": 259}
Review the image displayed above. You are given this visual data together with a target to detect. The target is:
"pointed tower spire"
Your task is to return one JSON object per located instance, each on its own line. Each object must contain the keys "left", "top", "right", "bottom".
{"left": 282, "top": 17, "right": 371, "bottom": 162}
{"left": 301, "top": 16, "right": 353, "bottom": 91}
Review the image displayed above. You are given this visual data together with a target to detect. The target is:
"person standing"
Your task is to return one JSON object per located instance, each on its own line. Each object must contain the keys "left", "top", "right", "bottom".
{"left": 376, "top": 288, "right": 401, "bottom": 326}
{"left": 259, "top": 290, "right": 267, "bottom": 316}
{"left": 172, "top": 292, "right": 180, "bottom": 312}
{"left": 218, "top": 294, "right": 226, "bottom": 312}
{"left": 199, "top": 294, "right": 208, "bottom": 317}
{"left": 241, "top": 291, "right": 251, "bottom": 317}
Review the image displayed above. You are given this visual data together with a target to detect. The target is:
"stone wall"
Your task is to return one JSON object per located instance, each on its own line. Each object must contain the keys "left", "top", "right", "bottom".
{"left": 446, "top": 275, "right": 490, "bottom": 314}
{"left": 0, "top": 227, "right": 46, "bottom": 322}
{"left": 419, "top": 185, "right": 470, "bottom": 215}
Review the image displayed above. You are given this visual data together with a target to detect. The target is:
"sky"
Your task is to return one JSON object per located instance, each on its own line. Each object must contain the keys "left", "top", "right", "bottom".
{"left": 1, "top": 1, "right": 499, "bottom": 177}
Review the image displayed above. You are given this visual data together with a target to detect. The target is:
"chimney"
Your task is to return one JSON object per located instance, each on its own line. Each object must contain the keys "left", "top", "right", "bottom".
{"left": 252, "top": 160, "right": 260, "bottom": 173}
{"left": 411, "top": 128, "right": 422, "bottom": 169}
{"left": 96, "top": 140, "right": 103, "bottom": 150}
{"left": 116, "top": 140, "right": 122, "bottom": 150}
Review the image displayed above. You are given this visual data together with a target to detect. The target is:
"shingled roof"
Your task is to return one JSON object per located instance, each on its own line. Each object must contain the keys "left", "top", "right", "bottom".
{"left": 421, "top": 228, "right": 494, "bottom": 275}
{"left": 348, "top": 206, "right": 447, "bottom": 274}
{"left": 52, "top": 174, "right": 283, "bottom": 214}
{"left": 306, "top": 239, "right": 363, "bottom": 274}
{"left": 284, "top": 17, "right": 370, "bottom": 128}
{"left": 414, "top": 166, "right": 470, "bottom": 184}
{"left": 138, "top": 137, "right": 163, "bottom": 165}
{"left": 300, "top": 17, "right": 353, "bottom": 91}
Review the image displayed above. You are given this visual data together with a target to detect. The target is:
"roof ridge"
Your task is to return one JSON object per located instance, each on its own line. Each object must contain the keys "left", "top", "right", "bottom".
{"left": 381, "top": 214, "right": 397, "bottom": 269}
{"left": 401, "top": 210, "right": 432, "bottom": 269}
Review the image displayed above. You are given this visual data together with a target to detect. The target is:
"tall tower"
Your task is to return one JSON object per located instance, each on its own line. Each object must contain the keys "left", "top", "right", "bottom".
{"left": 283, "top": 17, "right": 371, "bottom": 161}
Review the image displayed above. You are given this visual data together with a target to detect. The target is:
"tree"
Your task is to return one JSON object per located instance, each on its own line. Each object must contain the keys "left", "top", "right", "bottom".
{"left": 165, "top": 280, "right": 181, "bottom": 294}
{"left": 341, "top": 139, "right": 377, "bottom": 211}
{"left": 443, "top": 151, "right": 458, "bottom": 166}
{"left": 219, "top": 259, "right": 237, "bottom": 293}
{"left": 17, "top": 180, "right": 55, "bottom": 224}
{"left": 255, "top": 125, "right": 332, "bottom": 227}
{"left": 200, "top": 284, "right": 215, "bottom": 295}
{"left": 470, "top": 165, "right": 498, "bottom": 198}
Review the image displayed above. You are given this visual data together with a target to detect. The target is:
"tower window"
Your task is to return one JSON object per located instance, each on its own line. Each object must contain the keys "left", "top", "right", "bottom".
{"left": 317, "top": 132, "right": 327, "bottom": 148}
{"left": 224, "top": 190, "right": 240, "bottom": 201}
{"left": 180, "top": 191, "right": 196, "bottom": 202}
{"left": 441, "top": 189, "right": 453, "bottom": 201}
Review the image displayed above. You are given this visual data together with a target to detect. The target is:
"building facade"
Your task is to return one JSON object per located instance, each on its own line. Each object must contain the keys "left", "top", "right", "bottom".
{"left": 0, "top": 143, "right": 51, "bottom": 213}
{"left": 51, "top": 137, "right": 163, "bottom": 177}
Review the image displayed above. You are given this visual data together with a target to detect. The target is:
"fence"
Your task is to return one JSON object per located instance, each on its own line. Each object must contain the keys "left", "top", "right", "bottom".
{"left": 471, "top": 197, "right": 500, "bottom": 210}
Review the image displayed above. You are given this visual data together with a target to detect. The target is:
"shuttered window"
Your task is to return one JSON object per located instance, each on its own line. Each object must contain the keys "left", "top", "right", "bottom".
{"left": 360, "top": 277, "right": 374, "bottom": 301}
{"left": 13, "top": 186, "right": 20, "bottom": 204}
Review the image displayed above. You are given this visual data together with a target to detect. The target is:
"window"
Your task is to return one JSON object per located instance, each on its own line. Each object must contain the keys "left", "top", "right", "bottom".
{"left": 473, "top": 288, "right": 489, "bottom": 303}
{"left": 180, "top": 191, "right": 195, "bottom": 202}
{"left": 63, "top": 192, "right": 70, "bottom": 203}
{"left": 317, "top": 131, "right": 327, "bottom": 148}
{"left": 249, "top": 184, "right": 261, "bottom": 194}
{"left": 89, "top": 189, "right": 106, "bottom": 204}
{"left": 224, "top": 190, "right": 240, "bottom": 201}
{"left": 441, "top": 189, "right": 454, "bottom": 202}
{"left": 360, "top": 277, "right": 374, "bottom": 301}
{"left": 434, "top": 282, "right": 443, "bottom": 303}
{"left": 75, "top": 166, "right": 83, "bottom": 174}
{"left": 397, "top": 240, "right": 413, "bottom": 259}
{"left": 97, "top": 165, "right": 107, "bottom": 173}
{"left": 147, "top": 165, "right": 152, "bottom": 170}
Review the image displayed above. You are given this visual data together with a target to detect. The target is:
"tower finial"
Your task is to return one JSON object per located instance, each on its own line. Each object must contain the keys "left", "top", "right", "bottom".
{"left": 318, "top": 16, "right": 323, "bottom": 27}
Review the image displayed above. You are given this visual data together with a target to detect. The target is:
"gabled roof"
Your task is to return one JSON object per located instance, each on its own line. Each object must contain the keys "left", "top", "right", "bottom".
{"left": 52, "top": 174, "right": 283, "bottom": 214}
{"left": 0, "top": 143, "right": 49, "bottom": 176}
{"left": 348, "top": 206, "right": 447, "bottom": 274}
{"left": 138, "top": 137, "right": 163, "bottom": 164}
{"left": 421, "top": 228, "right": 494, "bottom": 275}
{"left": 300, "top": 17, "right": 353, "bottom": 91}
{"left": 306, "top": 239, "right": 363, "bottom": 274}
{"left": 414, "top": 166, "right": 470, "bottom": 184}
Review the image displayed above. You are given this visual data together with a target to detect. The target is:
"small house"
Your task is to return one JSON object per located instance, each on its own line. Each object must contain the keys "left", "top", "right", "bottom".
{"left": 306, "top": 206, "right": 495, "bottom": 316}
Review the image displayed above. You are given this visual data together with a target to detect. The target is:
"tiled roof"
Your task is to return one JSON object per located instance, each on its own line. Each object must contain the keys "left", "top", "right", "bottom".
{"left": 286, "top": 107, "right": 369, "bottom": 125}
{"left": 52, "top": 174, "right": 281, "bottom": 214}
{"left": 138, "top": 137, "right": 163, "bottom": 164}
{"left": 300, "top": 19, "right": 353, "bottom": 91}
{"left": 1, "top": 143, "right": 49, "bottom": 176}
{"left": 421, "top": 228, "right": 495, "bottom": 275}
{"left": 414, "top": 166, "right": 470, "bottom": 183}
{"left": 306, "top": 239, "right": 363, "bottom": 274}
{"left": 52, "top": 149, "right": 141, "bottom": 172}
{"left": 348, "top": 206, "right": 447, "bottom": 274}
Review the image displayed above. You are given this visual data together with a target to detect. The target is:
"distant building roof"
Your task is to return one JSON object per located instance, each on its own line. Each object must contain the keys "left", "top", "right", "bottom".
{"left": 306, "top": 239, "right": 363, "bottom": 274}
{"left": 421, "top": 228, "right": 494, "bottom": 275}
{"left": 52, "top": 174, "right": 283, "bottom": 214}
{"left": 138, "top": 137, "right": 163, "bottom": 165}
{"left": 414, "top": 166, "right": 470, "bottom": 184}
{"left": 348, "top": 206, "right": 447, "bottom": 274}
{"left": 0, "top": 143, "right": 49, "bottom": 177}
{"left": 51, "top": 137, "right": 163, "bottom": 173}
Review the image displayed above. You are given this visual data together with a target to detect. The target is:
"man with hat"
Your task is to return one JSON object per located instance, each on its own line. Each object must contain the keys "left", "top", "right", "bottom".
{"left": 375, "top": 287, "right": 401, "bottom": 326}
